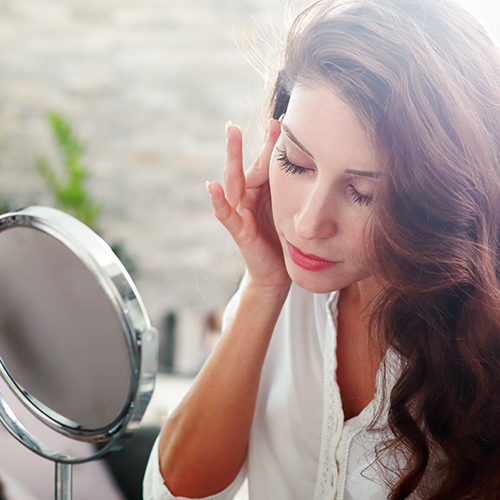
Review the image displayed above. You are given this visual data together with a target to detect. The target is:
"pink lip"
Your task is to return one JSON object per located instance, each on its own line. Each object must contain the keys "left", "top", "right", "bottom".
{"left": 286, "top": 241, "right": 337, "bottom": 272}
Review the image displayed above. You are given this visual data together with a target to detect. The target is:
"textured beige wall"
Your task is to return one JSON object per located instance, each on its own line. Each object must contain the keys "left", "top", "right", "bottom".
{"left": 0, "top": 0, "right": 293, "bottom": 331}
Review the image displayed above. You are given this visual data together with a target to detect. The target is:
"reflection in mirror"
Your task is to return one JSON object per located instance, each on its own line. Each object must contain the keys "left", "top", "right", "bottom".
{"left": 0, "top": 206, "right": 158, "bottom": 499}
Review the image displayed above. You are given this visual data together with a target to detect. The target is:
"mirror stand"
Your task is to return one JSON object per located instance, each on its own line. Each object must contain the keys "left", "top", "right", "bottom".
{"left": 0, "top": 206, "right": 158, "bottom": 499}
{"left": 55, "top": 463, "right": 72, "bottom": 500}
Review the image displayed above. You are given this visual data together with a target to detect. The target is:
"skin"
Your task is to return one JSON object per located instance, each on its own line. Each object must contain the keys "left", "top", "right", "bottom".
{"left": 157, "top": 83, "right": 383, "bottom": 497}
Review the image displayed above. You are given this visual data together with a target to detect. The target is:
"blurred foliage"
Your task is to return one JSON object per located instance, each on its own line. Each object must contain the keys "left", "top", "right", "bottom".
{"left": 110, "top": 241, "right": 138, "bottom": 278}
{"left": 37, "top": 111, "right": 137, "bottom": 275}
{"left": 37, "top": 112, "right": 101, "bottom": 230}
{"left": 0, "top": 199, "right": 10, "bottom": 215}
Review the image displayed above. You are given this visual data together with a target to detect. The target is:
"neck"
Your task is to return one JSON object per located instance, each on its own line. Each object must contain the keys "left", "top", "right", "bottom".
{"left": 339, "top": 276, "right": 381, "bottom": 315}
{"left": 335, "top": 276, "right": 385, "bottom": 420}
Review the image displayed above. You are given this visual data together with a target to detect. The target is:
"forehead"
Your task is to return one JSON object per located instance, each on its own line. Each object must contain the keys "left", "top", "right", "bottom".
{"left": 284, "top": 84, "right": 380, "bottom": 171}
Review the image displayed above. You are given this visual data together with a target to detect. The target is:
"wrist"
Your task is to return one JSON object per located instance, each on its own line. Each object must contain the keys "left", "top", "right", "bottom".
{"left": 244, "top": 277, "right": 291, "bottom": 303}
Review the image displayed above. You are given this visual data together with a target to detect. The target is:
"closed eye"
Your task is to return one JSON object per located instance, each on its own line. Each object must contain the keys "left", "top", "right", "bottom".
{"left": 276, "top": 148, "right": 308, "bottom": 175}
{"left": 347, "top": 184, "right": 373, "bottom": 206}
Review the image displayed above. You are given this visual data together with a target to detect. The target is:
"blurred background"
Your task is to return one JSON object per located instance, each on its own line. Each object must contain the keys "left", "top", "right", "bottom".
{"left": 0, "top": 0, "right": 498, "bottom": 498}
{"left": 0, "top": 0, "right": 290, "bottom": 355}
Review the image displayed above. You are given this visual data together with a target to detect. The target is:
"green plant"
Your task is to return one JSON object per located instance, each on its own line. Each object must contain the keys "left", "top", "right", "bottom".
{"left": 37, "top": 111, "right": 137, "bottom": 275}
{"left": 0, "top": 199, "right": 11, "bottom": 215}
{"left": 37, "top": 111, "right": 101, "bottom": 231}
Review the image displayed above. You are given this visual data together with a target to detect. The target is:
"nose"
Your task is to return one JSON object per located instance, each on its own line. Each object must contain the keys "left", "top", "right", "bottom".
{"left": 294, "top": 186, "right": 337, "bottom": 240}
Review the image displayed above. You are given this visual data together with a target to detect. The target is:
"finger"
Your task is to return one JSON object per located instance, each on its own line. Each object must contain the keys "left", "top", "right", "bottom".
{"left": 207, "top": 181, "right": 246, "bottom": 240}
{"left": 246, "top": 119, "right": 281, "bottom": 189}
{"left": 224, "top": 123, "right": 245, "bottom": 208}
{"left": 264, "top": 118, "right": 282, "bottom": 159}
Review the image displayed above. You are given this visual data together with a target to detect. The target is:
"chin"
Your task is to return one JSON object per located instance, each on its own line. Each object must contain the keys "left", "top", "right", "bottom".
{"left": 288, "top": 270, "right": 340, "bottom": 295}
{"left": 294, "top": 281, "right": 339, "bottom": 294}
{"left": 287, "top": 263, "right": 369, "bottom": 295}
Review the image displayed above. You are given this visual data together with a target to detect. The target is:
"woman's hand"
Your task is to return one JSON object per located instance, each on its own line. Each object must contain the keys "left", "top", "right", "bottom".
{"left": 207, "top": 119, "right": 290, "bottom": 291}
{"left": 157, "top": 120, "right": 291, "bottom": 498}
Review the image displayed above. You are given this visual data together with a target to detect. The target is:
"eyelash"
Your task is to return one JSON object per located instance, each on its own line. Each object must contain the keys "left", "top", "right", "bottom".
{"left": 347, "top": 185, "right": 373, "bottom": 206}
{"left": 276, "top": 148, "right": 308, "bottom": 175}
{"left": 276, "top": 148, "right": 373, "bottom": 207}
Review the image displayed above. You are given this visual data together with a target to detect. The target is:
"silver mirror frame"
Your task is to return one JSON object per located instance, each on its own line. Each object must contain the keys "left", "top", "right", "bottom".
{"left": 0, "top": 206, "right": 158, "bottom": 465}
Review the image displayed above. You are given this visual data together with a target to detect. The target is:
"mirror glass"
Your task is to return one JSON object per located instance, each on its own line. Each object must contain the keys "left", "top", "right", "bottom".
{"left": 0, "top": 226, "right": 132, "bottom": 430}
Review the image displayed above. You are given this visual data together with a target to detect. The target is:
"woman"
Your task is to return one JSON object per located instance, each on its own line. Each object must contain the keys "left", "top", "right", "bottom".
{"left": 144, "top": 0, "right": 500, "bottom": 498}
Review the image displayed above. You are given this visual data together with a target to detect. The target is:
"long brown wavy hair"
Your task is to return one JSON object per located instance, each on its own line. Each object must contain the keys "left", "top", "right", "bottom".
{"left": 270, "top": 0, "right": 500, "bottom": 498}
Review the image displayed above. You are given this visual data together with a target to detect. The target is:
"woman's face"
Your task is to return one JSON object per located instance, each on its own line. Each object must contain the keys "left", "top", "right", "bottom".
{"left": 269, "top": 84, "right": 380, "bottom": 294}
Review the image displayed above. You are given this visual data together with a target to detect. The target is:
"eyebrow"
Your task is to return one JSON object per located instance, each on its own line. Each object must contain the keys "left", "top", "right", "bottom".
{"left": 281, "top": 122, "right": 379, "bottom": 179}
{"left": 344, "top": 169, "right": 380, "bottom": 179}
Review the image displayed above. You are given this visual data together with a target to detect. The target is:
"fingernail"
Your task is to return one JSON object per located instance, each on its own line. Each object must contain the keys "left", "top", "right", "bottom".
{"left": 225, "top": 120, "right": 232, "bottom": 134}
{"left": 205, "top": 180, "right": 212, "bottom": 194}
{"left": 278, "top": 113, "right": 285, "bottom": 122}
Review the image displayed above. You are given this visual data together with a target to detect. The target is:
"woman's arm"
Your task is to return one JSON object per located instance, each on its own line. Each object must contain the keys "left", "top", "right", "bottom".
{"left": 157, "top": 119, "right": 290, "bottom": 498}
{"left": 158, "top": 279, "right": 289, "bottom": 497}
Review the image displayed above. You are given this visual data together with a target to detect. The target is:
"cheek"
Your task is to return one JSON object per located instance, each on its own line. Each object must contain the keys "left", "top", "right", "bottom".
{"left": 347, "top": 219, "right": 372, "bottom": 263}
{"left": 269, "top": 162, "right": 300, "bottom": 225}
{"left": 268, "top": 151, "right": 282, "bottom": 190}
{"left": 269, "top": 160, "right": 285, "bottom": 217}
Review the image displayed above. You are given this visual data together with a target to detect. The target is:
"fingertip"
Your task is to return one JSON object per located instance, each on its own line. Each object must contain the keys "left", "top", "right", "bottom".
{"left": 226, "top": 122, "right": 242, "bottom": 137}
{"left": 265, "top": 119, "right": 281, "bottom": 145}
{"left": 206, "top": 181, "right": 218, "bottom": 201}
{"left": 206, "top": 181, "right": 225, "bottom": 202}
{"left": 226, "top": 123, "right": 243, "bottom": 154}
{"left": 208, "top": 183, "right": 232, "bottom": 222}
{"left": 206, "top": 180, "right": 218, "bottom": 201}
{"left": 269, "top": 117, "right": 281, "bottom": 135}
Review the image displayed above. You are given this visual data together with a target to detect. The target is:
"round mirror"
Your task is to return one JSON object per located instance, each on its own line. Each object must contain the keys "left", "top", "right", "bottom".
{"left": 0, "top": 206, "right": 157, "bottom": 495}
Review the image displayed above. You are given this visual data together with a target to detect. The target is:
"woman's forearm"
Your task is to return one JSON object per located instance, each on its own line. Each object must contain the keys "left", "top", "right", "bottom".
{"left": 158, "top": 279, "right": 290, "bottom": 498}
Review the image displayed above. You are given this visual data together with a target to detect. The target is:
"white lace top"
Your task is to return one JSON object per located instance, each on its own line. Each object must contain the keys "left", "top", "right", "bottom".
{"left": 144, "top": 280, "right": 399, "bottom": 500}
